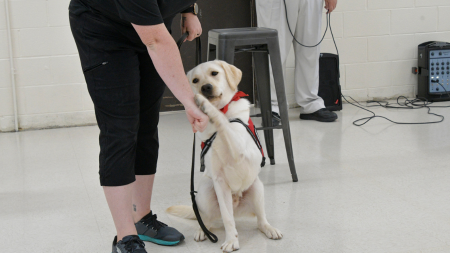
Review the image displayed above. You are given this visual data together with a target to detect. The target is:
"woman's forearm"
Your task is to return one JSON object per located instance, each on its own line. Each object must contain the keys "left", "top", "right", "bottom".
{"left": 132, "top": 23, "right": 196, "bottom": 108}
{"left": 146, "top": 36, "right": 195, "bottom": 107}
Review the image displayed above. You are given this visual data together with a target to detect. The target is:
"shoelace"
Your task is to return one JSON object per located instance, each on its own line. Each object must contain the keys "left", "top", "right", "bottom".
{"left": 123, "top": 237, "right": 145, "bottom": 252}
{"left": 142, "top": 214, "right": 167, "bottom": 231}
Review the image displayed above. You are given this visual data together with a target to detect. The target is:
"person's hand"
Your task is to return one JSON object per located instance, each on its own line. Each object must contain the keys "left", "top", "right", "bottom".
{"left": 184, "top": 102, "right": 208, "bottom": 133}
{"left": 181, "top": 13, "right": 202, "bottom": 41}
{"left": 324, "top": 0, "right": 337, "bottom": 13}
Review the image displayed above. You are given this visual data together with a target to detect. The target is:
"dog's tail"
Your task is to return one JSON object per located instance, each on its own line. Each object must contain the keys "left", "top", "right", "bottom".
{"left": 166, "top": 205, "right": 196, "bottom": 220}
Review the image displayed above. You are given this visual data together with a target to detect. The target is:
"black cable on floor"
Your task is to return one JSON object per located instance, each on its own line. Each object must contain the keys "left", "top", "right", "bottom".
{"left": 342, "top": 83, "right": 450, "bottom": 126}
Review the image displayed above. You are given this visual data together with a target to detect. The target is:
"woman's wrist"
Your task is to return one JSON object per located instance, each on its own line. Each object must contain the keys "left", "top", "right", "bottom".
{"left": 181, "top": 12, "right": 196, "bottom": 18}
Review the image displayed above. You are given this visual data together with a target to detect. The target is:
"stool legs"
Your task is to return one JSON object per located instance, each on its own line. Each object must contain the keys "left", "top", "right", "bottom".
{"left": 216, "top": 40, "right": 236, "bottom": 64}
{"left": 268, "top": 38, "right": 298, "bottom": 182}
{"left": 206, "top": 34, "right": 298, "bottom": 182}
{"left": 253, "top": 50, "right": 276, "bottom": 165}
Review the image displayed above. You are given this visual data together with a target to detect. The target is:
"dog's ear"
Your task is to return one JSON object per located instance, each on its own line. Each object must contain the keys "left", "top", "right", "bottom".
{"left": 216, "top": 60, "right": 242, "bottom": 92}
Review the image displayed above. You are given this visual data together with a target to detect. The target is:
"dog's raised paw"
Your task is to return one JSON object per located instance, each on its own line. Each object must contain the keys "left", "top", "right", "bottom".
{"left": 194, "top": 94, "right": 207, "bottom": 112}
{"left": 194, "top": 228, "right": 207, "bottom": 242}
{"left": 259, "top": 223, "right": 283, "bottom": 240}
{"left": 221, "top": 238, "right": 240, "bottom": 252}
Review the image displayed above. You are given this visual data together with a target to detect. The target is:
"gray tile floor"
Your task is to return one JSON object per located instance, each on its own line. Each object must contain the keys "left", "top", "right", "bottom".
{"left": 2, "top": 103, "right": 450, "bottom": 253}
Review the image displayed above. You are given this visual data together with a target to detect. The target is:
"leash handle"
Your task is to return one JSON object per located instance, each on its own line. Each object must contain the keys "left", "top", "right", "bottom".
{"left": 176, "top": 32, "right": 189, "bottom": 50}
{"left": 177, "top": 32, "right": 202, "bottom": 65}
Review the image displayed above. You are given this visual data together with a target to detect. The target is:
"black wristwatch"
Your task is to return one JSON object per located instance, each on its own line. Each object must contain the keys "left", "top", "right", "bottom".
{"left": 181, "top": 3, "right": 198, "bottom": 15}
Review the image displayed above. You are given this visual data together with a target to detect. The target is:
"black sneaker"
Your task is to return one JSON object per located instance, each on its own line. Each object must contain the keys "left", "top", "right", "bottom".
{"left": 112, "top": 235, "right": 147, "bottom": 253}
{"left": 300, "top": 108, "right": 338, "bottom": 122}
{"left": 135, "top": 211, "right": 184, "bottom": 246}
{"left": 272, "top": 111, "right": 281, "bottom": 127}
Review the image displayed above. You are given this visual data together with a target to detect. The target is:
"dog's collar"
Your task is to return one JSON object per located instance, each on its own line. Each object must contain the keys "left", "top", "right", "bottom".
{"left": 219, "top": 91, "right": 249, "bottom": 114}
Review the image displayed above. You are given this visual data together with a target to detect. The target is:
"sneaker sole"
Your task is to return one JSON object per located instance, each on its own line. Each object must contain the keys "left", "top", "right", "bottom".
{"left": 138, "top": 235, "right": 182, "bottom": 246}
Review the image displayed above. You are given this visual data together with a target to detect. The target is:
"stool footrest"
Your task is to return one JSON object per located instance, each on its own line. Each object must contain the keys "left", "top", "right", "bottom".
{"left": 255, "top": 125, "right": 283, "bottom": 131}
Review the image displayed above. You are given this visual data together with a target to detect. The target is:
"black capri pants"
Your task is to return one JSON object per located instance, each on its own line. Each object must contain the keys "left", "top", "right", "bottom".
{"left": 69, "top": 6, "right": 166, "bottom": 186}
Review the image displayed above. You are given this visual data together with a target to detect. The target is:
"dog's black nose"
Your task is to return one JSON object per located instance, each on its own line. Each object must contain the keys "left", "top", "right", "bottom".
{"left": 201, "top": 84, "right": 213, "bottom": 96}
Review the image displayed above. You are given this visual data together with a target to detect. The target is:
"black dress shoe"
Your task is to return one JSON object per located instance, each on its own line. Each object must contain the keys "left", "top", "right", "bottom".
{"left": 300, "top": 108, "right": 337, "bottom": 122}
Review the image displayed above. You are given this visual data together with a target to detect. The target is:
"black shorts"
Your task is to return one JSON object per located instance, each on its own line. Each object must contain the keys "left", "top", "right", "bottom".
{"left": 69, "top": 7, "right": 165, "bottom": 186}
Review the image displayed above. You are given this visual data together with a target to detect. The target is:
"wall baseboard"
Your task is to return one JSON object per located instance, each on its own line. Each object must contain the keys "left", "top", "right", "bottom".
{"left": 0, "top": 111, "right": 97, "bottom": 132}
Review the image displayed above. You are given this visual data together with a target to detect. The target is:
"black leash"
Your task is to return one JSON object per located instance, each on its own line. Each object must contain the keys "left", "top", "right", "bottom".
{"left": 189, "top": 135, "right": 218, "bottom": 243}
{"left": 177, "top": 33, "right": 218, "bottom": 243}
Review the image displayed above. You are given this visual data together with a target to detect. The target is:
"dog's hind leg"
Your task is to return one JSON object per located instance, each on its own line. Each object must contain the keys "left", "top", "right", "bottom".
{"left": 195, "top": 94, "right": 247, "bottom": 162}
{"left": 246, "top": 177, "right": 283, "bottom": 240}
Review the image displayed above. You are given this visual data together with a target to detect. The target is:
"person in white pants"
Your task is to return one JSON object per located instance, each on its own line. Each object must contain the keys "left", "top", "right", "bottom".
{"left": 256, "top": 0, "right": 338, "bottom": 123}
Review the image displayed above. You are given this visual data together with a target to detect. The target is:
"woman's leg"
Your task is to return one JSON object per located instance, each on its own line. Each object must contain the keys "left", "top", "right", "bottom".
{"left": 104, "top": 184, "right": 138, "bottom": 240}
{"left": 132, "top": 52, "right": 166, "bottom": 221}
{"left": 70, "top": 10, "right": 145, "bottom": 241}
{"left": 132, "top": 175, "right": 155, "bottom": 222}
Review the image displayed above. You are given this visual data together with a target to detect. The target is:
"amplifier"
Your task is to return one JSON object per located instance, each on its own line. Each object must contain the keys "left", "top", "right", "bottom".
{"left": 415, "top": 41, "right": 450, "bottom": 102}
{"left": 319, "top": 53, "right": 342, "bottom": 111}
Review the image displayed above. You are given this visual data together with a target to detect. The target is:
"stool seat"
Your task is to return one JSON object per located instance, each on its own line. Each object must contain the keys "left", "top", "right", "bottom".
{"left": 209, "top": 27, "right": 278, "bottom": 41}
{"left": 207, "top": 27, "right": 298, "bottom": 182}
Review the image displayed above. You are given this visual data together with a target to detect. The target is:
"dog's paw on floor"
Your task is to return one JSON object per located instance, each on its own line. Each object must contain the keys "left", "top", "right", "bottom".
{"left": 221, "top": 237, "right": 240, "bottom": 252}
{"left": 194, "top": 228, "right": 207, "bottom": 242}
{"left": 259, "top": 223, "right": 283, "bottom": 240}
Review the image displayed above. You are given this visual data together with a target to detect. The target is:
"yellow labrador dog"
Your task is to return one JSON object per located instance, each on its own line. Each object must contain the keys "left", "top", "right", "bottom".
{"left": 167, "top": 60, "right": 282, "bottom": 252}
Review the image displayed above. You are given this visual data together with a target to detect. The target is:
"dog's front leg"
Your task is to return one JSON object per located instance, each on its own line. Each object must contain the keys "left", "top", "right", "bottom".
{"left": 212, "top": 175, "right": 239, "bottom": 252}
{"left": 195, "top": 94, "right": 245, "bottom": 161}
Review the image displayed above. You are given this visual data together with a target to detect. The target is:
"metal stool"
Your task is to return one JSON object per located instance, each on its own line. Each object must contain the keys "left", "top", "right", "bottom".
{"left": 207, "top": 27, "right": 298, "bottom": 182}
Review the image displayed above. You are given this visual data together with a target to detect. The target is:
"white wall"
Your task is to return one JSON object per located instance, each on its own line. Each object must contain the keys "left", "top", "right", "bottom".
{"left": 1, "top": 1, "right": 450, "bottom": 131}
{"left": 0, "top": 0, "right": 95, "bottom": 132}
{"left": 284, "top": 0, "right": 450, "bottom": 106}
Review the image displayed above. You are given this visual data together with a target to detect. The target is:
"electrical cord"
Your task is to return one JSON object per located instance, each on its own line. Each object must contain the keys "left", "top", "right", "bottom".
{"left": 283, "top": 0, "right": 339, "bottom": 55}
{"left": 283, "top": 0, "right": 450, "bottom": 126}
{"left": 342, "top": 83, "right": 450, "bottom": 126}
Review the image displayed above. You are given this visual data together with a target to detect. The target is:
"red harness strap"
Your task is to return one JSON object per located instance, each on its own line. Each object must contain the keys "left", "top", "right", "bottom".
{"left": 200, "top": 92, "right": 265, "bottom": 167}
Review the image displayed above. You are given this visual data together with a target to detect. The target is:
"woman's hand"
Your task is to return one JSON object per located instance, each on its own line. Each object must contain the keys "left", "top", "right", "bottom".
{"left": 181, "top": 13, "right": 202, "bottom": 41}
{"left": 324, "top": 0, "right": 337, "bottom": 13}
{"left": 184, "top": 101, "right": 208, "bottom": 133}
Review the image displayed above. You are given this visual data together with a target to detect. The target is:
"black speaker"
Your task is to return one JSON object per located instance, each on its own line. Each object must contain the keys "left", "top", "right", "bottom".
{"left": 319, "top": 53, "right": 342, "bottom": 111}
{"left": 416, "top": 41, "right": 450, "bottom": 102}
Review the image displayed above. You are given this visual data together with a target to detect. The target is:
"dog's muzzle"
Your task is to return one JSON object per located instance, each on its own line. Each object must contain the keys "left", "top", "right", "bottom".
{"left": 201, "top": 84, "right": 213, "bottom": 97}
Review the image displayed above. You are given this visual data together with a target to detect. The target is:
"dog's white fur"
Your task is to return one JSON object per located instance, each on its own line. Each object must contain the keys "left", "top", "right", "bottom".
{"left": 167, "top": 60, "right": 282, "bottom": 252}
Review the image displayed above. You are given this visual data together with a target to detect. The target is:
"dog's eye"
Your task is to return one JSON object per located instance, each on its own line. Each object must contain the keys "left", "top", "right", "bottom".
{"left": 211, "top": 71, "right": 219, "bottom": 76}
{"left": 193, "top": 78, "right": 199, "bottom": 83}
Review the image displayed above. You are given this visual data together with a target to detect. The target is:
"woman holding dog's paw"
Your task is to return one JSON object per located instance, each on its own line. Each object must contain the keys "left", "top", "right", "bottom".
{"left": 69, "top": 0, "right": 207, "bottom": 252}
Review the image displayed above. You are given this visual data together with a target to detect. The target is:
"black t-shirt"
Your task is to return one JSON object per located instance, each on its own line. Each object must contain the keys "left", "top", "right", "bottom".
{"left": 69, "top": 0, "right": 195, "bottom": 46}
